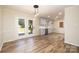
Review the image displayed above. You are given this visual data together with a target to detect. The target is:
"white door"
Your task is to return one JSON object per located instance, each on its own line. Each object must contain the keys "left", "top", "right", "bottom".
{"left": 17, "top": 18, "right": 26, "bottom": 39}
{"left": 27, "top": 20, "right": 34, "bottom": 37}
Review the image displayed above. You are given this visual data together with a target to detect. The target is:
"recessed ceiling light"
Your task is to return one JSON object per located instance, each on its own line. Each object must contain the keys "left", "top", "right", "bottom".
{"left": 48, "top": 16, "right": 50, "bottom": 17}
{"left": 59, "top": 12, "right": 62, "bottom": 15}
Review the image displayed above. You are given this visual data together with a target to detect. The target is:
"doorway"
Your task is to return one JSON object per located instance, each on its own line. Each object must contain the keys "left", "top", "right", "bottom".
{"left": 28, "top": 20, "right": 34, "bottom": 37}
{"left": 17, "top": 18, "right": 26, "bottom": 39}
{"left": 17, "top": 18, "right": 34, "bottom": 39}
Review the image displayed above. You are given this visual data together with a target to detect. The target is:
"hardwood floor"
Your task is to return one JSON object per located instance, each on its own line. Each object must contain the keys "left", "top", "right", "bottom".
{"left": 1, "top": 33, "right": 79, "bottom": 53}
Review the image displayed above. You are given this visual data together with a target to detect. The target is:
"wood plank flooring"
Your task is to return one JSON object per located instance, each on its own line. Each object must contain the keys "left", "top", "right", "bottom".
{"left": 1, "top": 33, "right": 79, "bottom": 53}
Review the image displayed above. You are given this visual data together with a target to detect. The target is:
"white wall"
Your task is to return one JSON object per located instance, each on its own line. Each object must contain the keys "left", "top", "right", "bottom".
{"left": 53, "top": 19, "right": 64, "bottom": 33}
{"left": 0, "top": 6, "right": 3, "bottom": 50}
{"left": 33, "top": 17, "right": 40, "bottom": 36}
{"left": 2, "top": 7, "right": 40, "bottom": 43}
{"left": 65, "top": 6, "right": 79, "bottom": 46}
{"left": 2, "top": 7, "right": 29, "bottom": 43}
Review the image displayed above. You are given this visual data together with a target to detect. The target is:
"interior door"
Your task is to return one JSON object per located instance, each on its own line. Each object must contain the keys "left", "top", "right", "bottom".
{"left": 17, "top": 18, "right": 26, "bottom": 39}
{"left": 27, "top": 20, "right": 34, "bottom": 37}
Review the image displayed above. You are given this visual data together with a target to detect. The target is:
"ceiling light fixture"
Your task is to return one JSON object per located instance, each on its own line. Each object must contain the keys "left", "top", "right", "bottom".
{"left": 59, "top": 12, "right": 62, "bottom": 15}
{"left": 33, "top": 5, "right": 39, "bottom": 17}
{"left": 48, "top": 16, "right": 50, "bottom": 17}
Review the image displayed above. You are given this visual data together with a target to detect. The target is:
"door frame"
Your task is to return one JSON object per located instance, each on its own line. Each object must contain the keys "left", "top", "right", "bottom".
{"left": 16, "top": 17, "right": 26, "bottom": 39}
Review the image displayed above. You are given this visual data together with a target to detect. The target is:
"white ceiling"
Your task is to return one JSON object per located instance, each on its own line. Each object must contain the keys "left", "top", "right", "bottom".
{"left": 3, "top": 5, "right": 74, "bottom": 19}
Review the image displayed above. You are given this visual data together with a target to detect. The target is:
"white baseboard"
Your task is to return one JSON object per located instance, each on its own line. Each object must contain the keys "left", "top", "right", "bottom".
{"left": 65, "top": 41, "right": 79, "bottom": 47}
